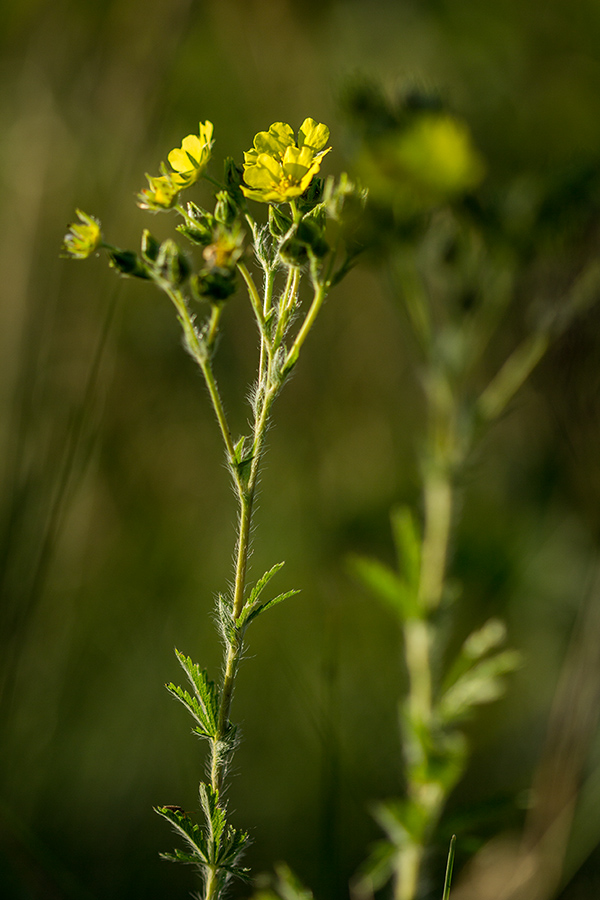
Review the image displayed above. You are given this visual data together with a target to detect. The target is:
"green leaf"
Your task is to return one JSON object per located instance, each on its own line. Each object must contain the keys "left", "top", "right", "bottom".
{"left": 236, "top": 562, "right": 299, "bottom": 628}
{"left": 155, "top": 806, "right": 208, "bottom": 864}
{"left": 241, "top": 589, "right": 300, "bottom": 628}
{"left": 438, "top": 649, "right": 521, "bottom": 723}
{"left": 249, "top": 562, "right": 286, "bottom": 605}
{"left": 165, "top": 683, "right": 216, "bottom": 738}
{"left": 171, "top": 651, "right": 219, "bottom": 735}
{"left": 350, "top": 554, "right": 416, "bottom": 619}
{"left": 391, "top": 506, "right": 421, "bottom": 592}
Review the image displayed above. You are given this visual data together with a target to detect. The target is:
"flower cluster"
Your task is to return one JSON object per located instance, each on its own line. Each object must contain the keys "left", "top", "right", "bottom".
{"left": 241, "top": 118, "right": 331, "bottom": 204}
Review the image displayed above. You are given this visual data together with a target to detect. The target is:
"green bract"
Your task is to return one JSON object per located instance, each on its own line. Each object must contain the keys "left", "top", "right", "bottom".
{"left": 241, "top": 118, "right": 331, "bottom": 204}
{"left": 62, "top": 209, "right": 102, "bottom": 259}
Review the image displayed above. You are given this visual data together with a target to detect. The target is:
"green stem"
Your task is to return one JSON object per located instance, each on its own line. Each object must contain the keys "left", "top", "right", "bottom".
{"left": 283, "top": 280, "right": 327, "bottom": 374}
{"left": 477, "top": 330, "right": 549, "bottom": 423}
{"left": 238, "top": 261, "right": 266, "bottom": 333}
{"left": 166, "top": 288, "right": 236, "bottom": 464}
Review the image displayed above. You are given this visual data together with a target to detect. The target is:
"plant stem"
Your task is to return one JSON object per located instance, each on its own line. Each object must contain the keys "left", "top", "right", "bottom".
{"left": 283, "top": 280, "right": 326, "bottom": 373}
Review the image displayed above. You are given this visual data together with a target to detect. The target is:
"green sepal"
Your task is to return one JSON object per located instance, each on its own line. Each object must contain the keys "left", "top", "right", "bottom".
{"left": 177, "top": 202, "right": 215, "bottom": 246}
{"left": 297, "top": 176, "right": 324, "bottom": 213}
{"left": 224, "top": 156, "right": 245, "bottom": 201}
{"left": 140, "top": 229, "right": 161, "bottom": 263}
{"left": 269, "top": 204, "right": 293, "bottom": 237}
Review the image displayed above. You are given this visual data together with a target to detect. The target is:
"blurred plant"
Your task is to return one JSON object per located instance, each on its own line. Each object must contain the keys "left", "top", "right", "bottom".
{"left": 63, "top": 117, "right": 363, "bottom": 900}
{"left": 341, "top": 82, "right": 600, "bottom": 900}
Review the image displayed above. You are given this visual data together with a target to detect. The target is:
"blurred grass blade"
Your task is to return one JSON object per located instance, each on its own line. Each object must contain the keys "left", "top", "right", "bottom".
{"left": 442, "top": 835, "right": 456, "bottom": 900}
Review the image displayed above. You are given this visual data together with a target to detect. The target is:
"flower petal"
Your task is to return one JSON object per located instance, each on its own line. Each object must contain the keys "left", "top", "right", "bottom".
{"left": 298, "top": 118, "right": 330, "bottom": 152}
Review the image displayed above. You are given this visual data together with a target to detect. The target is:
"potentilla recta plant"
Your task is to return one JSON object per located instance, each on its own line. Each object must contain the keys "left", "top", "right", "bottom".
{"left": 63, "top": 117, "right": 364, "bottom": 900}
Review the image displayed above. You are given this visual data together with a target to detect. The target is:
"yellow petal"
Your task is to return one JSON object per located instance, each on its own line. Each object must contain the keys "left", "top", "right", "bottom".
{"left": 298, "top": 118, "right": 330, "bottom": 152}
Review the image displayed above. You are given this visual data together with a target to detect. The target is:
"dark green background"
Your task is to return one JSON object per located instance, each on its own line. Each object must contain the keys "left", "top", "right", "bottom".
{"left": 2, "top": 1, "right": 600, "bottom": 898}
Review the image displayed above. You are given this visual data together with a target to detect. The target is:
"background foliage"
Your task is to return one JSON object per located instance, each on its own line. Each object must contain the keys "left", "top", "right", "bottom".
{"left": 2, "top": 1, "right": 600, "bottom": 898}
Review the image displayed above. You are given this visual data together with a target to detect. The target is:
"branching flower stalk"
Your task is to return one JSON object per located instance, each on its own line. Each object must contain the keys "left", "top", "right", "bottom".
{"left": 63, "top": 117, "right": 363, "bottom": 900}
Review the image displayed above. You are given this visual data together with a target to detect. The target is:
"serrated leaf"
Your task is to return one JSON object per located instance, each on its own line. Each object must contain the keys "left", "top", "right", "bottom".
{"left": 438, "top": 649, "right": 521, "bottom": 722}
{"left": 391, "top": 506, "right": 421, "bottom": 593}
{"left": 166, "top": 683, "right": 215, "bottom": 737}
{"left": 155, "top": 806, "right": 208, "bottom": 863}
{"left": 236, "top": 562, "right": 299, "bottom": 628}
{"left": 350, "top": 554, "right": 416, "bottom": 619}
{"left": 248, "top": 562, "right": 285, "bottom": 606}
{"left": 242, "top": 588, "right": 300, "bottom": 627}
{"left": 172, "top": 651, "right": 219, "bottom": 735}
{"left": 160, "top": 849, "right": 202, "bottom": 865}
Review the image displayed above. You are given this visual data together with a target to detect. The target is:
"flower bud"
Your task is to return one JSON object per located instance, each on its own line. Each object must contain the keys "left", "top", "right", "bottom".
{"left": 156, "top": 239, "right": 190, "bottom": 285}
{"left": 109, "top": 249, "right": 150, "bottom": 279}
{"left": 191, "top": 270, "right": 236, "bottom": 303}
{"left": 214, "top": 191, "right": 238, "bottom": 228}
{"left": 279, "top": 236, "right": 308, "bottom": 267}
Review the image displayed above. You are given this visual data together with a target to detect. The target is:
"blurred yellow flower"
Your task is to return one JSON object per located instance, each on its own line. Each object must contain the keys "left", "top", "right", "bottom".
{"left": 137, "top": 172, "right": 181, "bottom": 211}
{"left": 241, "top": 118, "right": 331, "bottom": 204}
{"left": 358, "top": 113, "right": 485, "bottom": 214}
{"left": 168, "top": 121, "right": 214, "bottom": 188}
{"left": 62, "top": 209, "right": 102, "bottom": 259}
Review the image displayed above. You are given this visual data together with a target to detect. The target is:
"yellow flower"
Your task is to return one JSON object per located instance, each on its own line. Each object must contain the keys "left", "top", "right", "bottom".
{"left": 62, "top": 209, "right": 102, "bottom": 259}
{"left": 167, "top": 121, "right": 214, "bottom": 188}
{"left": 137, "top": 172, "right": 180, "bottom": 211}
{"left": 241, "top": 118, "right": 331, "bottom": 204}
{"left": 358, "top": 114, "right": 484, "bottom": 215}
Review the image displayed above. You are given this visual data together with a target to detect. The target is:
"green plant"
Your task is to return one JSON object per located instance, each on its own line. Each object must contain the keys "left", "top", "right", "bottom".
{"left": 63, "top": 117, "right": 362, "bottom": 900}
{"left": 344, "top": 83, "right": 600, "bottom": 900}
